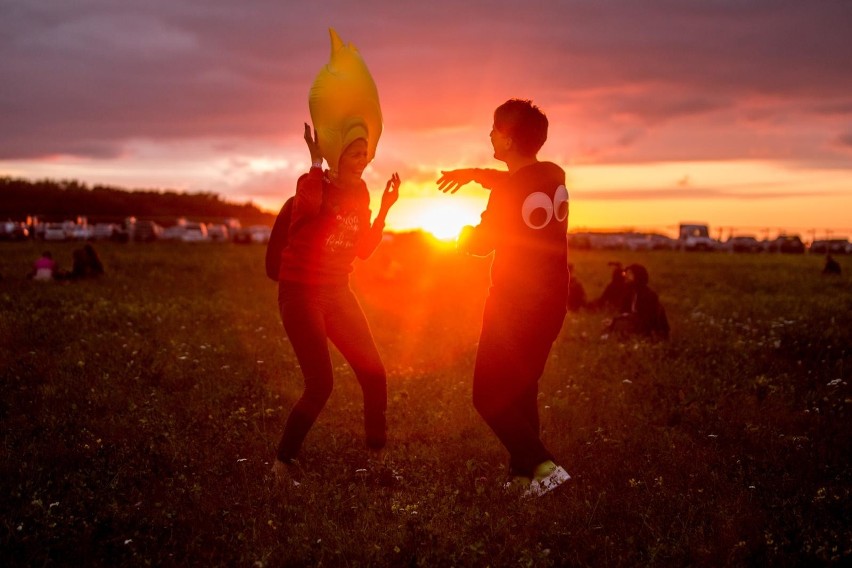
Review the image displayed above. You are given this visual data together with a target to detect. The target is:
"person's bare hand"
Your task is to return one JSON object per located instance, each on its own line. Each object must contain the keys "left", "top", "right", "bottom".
{"left": 436, "top": 169, "right": 474, "bottom": 194}
{"left": 381, "top": 172, "right": 400, "bottom": 212}
{"left": 304, "top": 123, "right": 322, "bottom": 165}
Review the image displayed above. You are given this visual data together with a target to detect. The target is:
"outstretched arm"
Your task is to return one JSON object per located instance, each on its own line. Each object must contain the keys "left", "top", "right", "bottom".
{"left": 436, "top": 168, "right": 508, "bottom": 194}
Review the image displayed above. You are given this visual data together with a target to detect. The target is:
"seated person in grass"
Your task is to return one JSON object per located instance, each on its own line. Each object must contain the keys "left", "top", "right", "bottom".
{"left": 606, "top": 264, "right": 669, "bottom": 340}
{"left": 587, "top": 261, "right": 628, "bottom": 311}
{"left": 70, "top": 244, "right": 105, "bottom": 279}
{"left": 822, "top": 254, "right": 841, "bottom": 275}
{"left": 437, "top": 99, "right": 571, "bottom": 497}
{"left": 27, "top": 251, "right": 57, "bottom": 281}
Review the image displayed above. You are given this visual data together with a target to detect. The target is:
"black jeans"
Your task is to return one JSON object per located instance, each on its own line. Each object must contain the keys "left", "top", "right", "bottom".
{"left": 276, "top": 282, "right": 387, "bottom": 462}
{"left": 472, "top": 292, "right": 566, "bottom": 477}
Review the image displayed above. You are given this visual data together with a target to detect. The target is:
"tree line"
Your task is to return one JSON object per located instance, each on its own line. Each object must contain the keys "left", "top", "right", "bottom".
{"left": 0, "top": 177, "right": 276, "bottom": 226}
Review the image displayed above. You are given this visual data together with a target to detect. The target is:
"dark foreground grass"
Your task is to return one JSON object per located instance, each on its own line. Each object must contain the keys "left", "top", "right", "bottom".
{"left": 1, "top": 240, "right": 850, "bottom": 566}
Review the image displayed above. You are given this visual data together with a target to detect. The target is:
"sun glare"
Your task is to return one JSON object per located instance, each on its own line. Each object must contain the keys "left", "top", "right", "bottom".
{"left": 413, "top": 203, "right": 479, "bottom": 241}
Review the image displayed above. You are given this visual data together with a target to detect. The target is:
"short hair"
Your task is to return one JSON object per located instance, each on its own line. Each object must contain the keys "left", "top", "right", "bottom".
{"left": 493, "top": 99, "right": 548, "bottom": 157}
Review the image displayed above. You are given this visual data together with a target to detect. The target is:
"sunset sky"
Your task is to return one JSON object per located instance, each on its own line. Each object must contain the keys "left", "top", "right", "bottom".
{"left": 2, "top": 1, "right": 851, "bottom": 239}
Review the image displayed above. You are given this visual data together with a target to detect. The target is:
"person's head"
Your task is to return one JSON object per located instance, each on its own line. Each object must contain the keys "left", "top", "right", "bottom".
{"left": 625, "top": 264, "right": 649, "bottom": 287}
{"left": 490, "top": 99, "right": 549, "bottom": 161}
{"left": 42, "top": 251, "right": 52, "bottom": 259}
{"left": 336, "top": 138, "right": 369, "bottom": 179}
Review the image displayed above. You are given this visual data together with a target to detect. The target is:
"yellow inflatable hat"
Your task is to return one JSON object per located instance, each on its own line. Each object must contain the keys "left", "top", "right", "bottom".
{"left": 308, "top": 28, "right": 383, "bottom": 175}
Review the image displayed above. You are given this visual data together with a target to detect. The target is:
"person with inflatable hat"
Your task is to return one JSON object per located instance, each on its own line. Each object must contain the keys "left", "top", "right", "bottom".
{"left": 437, "top": 99, "right": 571, "bottom": 497}
{"left": 272, "top": 29, "right": 400, "bottom": 481}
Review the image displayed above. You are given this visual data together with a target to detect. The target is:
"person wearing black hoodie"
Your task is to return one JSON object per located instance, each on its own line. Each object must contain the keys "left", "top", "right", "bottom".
{"left": 437, "top": 99, "right": 571, "bottom": 497}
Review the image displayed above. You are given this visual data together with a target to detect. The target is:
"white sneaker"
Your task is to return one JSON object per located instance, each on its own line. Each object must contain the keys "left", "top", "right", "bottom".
{"left": 524, "top": 461, "right": 570, "bottom": 497}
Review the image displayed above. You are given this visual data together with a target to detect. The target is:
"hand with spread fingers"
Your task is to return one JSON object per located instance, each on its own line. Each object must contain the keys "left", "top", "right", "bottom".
{"left": 381, "top": 172, "right": 401, "bottom": 213}
{"left": 436, "top": 169, "right": 475, "bottom": 194}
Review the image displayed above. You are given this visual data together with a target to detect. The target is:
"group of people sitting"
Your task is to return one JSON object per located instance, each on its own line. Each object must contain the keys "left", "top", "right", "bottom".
{"left": 567, "top": 261, "right": 670, "bottom": 340}
{"left": 27, "top": 244, "right": 104, "bottom": 282}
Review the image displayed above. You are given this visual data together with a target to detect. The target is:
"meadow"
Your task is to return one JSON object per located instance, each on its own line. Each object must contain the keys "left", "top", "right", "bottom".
{"left": 1, "top": 237, "right": 849, "bottom": 567}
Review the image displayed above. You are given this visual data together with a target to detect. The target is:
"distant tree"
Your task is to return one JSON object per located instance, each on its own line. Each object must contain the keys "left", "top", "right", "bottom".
{"left": 0, "top": 176, "right": 275, "bottom": 225}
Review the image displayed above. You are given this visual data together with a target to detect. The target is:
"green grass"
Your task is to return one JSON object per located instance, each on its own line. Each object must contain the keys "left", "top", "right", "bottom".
{"left": 1, "top": 240, "right": 850, "bottom": 566}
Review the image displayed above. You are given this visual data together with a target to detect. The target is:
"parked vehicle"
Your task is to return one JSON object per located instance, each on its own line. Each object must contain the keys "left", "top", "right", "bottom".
{"left": 766, "top": 235, "right": 805, "bottom": 254}
{"left": 723, "top": 235, "right": 762, "bottom": 253}
{"left": 232, "top": 228, "right": 254, "bottom": 244}
{"left": 207, "top": 224, "right": 229, "bottom": 242}
{"left": 161, "top": 225, "right": 187, "bottom": 241}
{"left": 91, "top": 223, "right": 118, "bottom": 240}
{"left": 70, "top": 225, "right": 93, "bottom": 240}
{"left": 624, "top": 233, "right": 653, "bottom": 251}
{"left": 0, "top": 221, "right": 29, "bottom": 241}
{"left": 649, "top": 233, "right": 677, "bottom": 250}
{"left": 132, "top": 220, "right": 163, "bottom": 242}
{"left": 247, "top": 225, "right": 272, "bottom": 244}
{"left": 181, "top": 222, "right": 209, "bottom": 243}
{"left": 810, "top": 239, "right": 850, "bottom": 255}
{"left": 678, "top": 223, "right": 716, "bottom": 251}
{"left": 43, "top": 223, "right": 67, "bottom": 241}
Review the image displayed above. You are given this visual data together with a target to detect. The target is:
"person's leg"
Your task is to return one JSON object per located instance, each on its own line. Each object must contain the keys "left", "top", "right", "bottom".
{"left": 509, "top": 380, "right": 542, "bottom": 476}
{"left": 326, "top": 287, "right": 387, "bottom": 448}
{"left": 276, "top": 285, "right": 335, "bottom": 463}
{"left": 472, "top": 297, "right": 555, "bottom": 478}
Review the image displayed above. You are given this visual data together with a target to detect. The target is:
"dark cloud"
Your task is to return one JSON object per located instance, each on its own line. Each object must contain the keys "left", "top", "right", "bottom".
{"left": 1, "top": 0, "right": 852, "bottom": 167}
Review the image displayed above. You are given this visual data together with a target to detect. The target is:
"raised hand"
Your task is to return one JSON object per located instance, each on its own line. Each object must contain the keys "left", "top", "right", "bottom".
{"left": 304, "top": 123, "right": 322, "bottom": 165}
{"left": 381, "top": 172, "right": 401, "bottom": 212}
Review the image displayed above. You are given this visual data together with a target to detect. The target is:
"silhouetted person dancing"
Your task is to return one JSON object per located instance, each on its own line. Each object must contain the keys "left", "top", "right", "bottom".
{"left": 271, "top": 124, "right": 399, "bottom": 480}
{"left": 437, "top": 99, "right": 570, "bottom": 497}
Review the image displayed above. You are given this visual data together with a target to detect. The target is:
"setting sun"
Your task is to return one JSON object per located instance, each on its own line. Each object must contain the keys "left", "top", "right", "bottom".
{"left": 397, "top": 198, "right": 483, "bottom": 241}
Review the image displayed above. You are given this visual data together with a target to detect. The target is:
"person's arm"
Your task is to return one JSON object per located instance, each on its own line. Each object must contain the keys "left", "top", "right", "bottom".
{"left": 292, "top": 123, "right": 325, "bottom": 220}
{"left": 357, "top": 173, "right": 400, "bottom": 259}
{"left": 436, "top": 168, "right": 508, "bottom": 194}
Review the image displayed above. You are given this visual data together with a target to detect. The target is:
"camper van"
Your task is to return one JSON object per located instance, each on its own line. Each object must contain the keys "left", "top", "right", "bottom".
{"left": 678, "top": 223, "right": 716, "bottom": 251}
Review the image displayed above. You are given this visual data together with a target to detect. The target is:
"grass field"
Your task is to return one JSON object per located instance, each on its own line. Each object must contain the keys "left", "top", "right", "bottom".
{"left": 1, "top": 238, "right": 850, "bottom": 566}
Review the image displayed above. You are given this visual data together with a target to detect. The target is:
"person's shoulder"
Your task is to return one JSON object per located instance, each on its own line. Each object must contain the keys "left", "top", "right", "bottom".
{"left": 515, "top": 161, "right": 565, "bottom": 184}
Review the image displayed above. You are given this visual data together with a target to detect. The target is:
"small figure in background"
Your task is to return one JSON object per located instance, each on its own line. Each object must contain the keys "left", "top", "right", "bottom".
{"left": 606, "top": 263, "right": 670, "bottom": 340}
{"left": 71, "top": 244, "right": 105, "bottom": 279}
{"left": 27, "top": 251, "right": 57, "bottom": 281}
{"left": 588, "top": 261, "right": 628, "bottom": 311}
{"left": 822, "top": 254, "right": 841, "bottom": 275}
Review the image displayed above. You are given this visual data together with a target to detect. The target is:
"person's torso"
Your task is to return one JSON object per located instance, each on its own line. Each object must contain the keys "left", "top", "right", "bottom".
{"left": 487, "top": 161, "right": 570, "bottom": 303}
{"left": 281, "top": 176, "right": 372, "bottom": 284}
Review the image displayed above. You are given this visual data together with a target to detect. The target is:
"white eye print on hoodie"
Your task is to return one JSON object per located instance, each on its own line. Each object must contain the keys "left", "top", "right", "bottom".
{"left": 521, "top": 185, "right": 569, "bottom": 229}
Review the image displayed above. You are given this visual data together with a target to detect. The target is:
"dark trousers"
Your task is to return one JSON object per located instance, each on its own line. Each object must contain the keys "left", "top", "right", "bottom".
{"left": 472, "top": 293, "right": 566, "bottom": 477}
{"left": 276, "top": 282, "right": 387, "bottom": 462}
